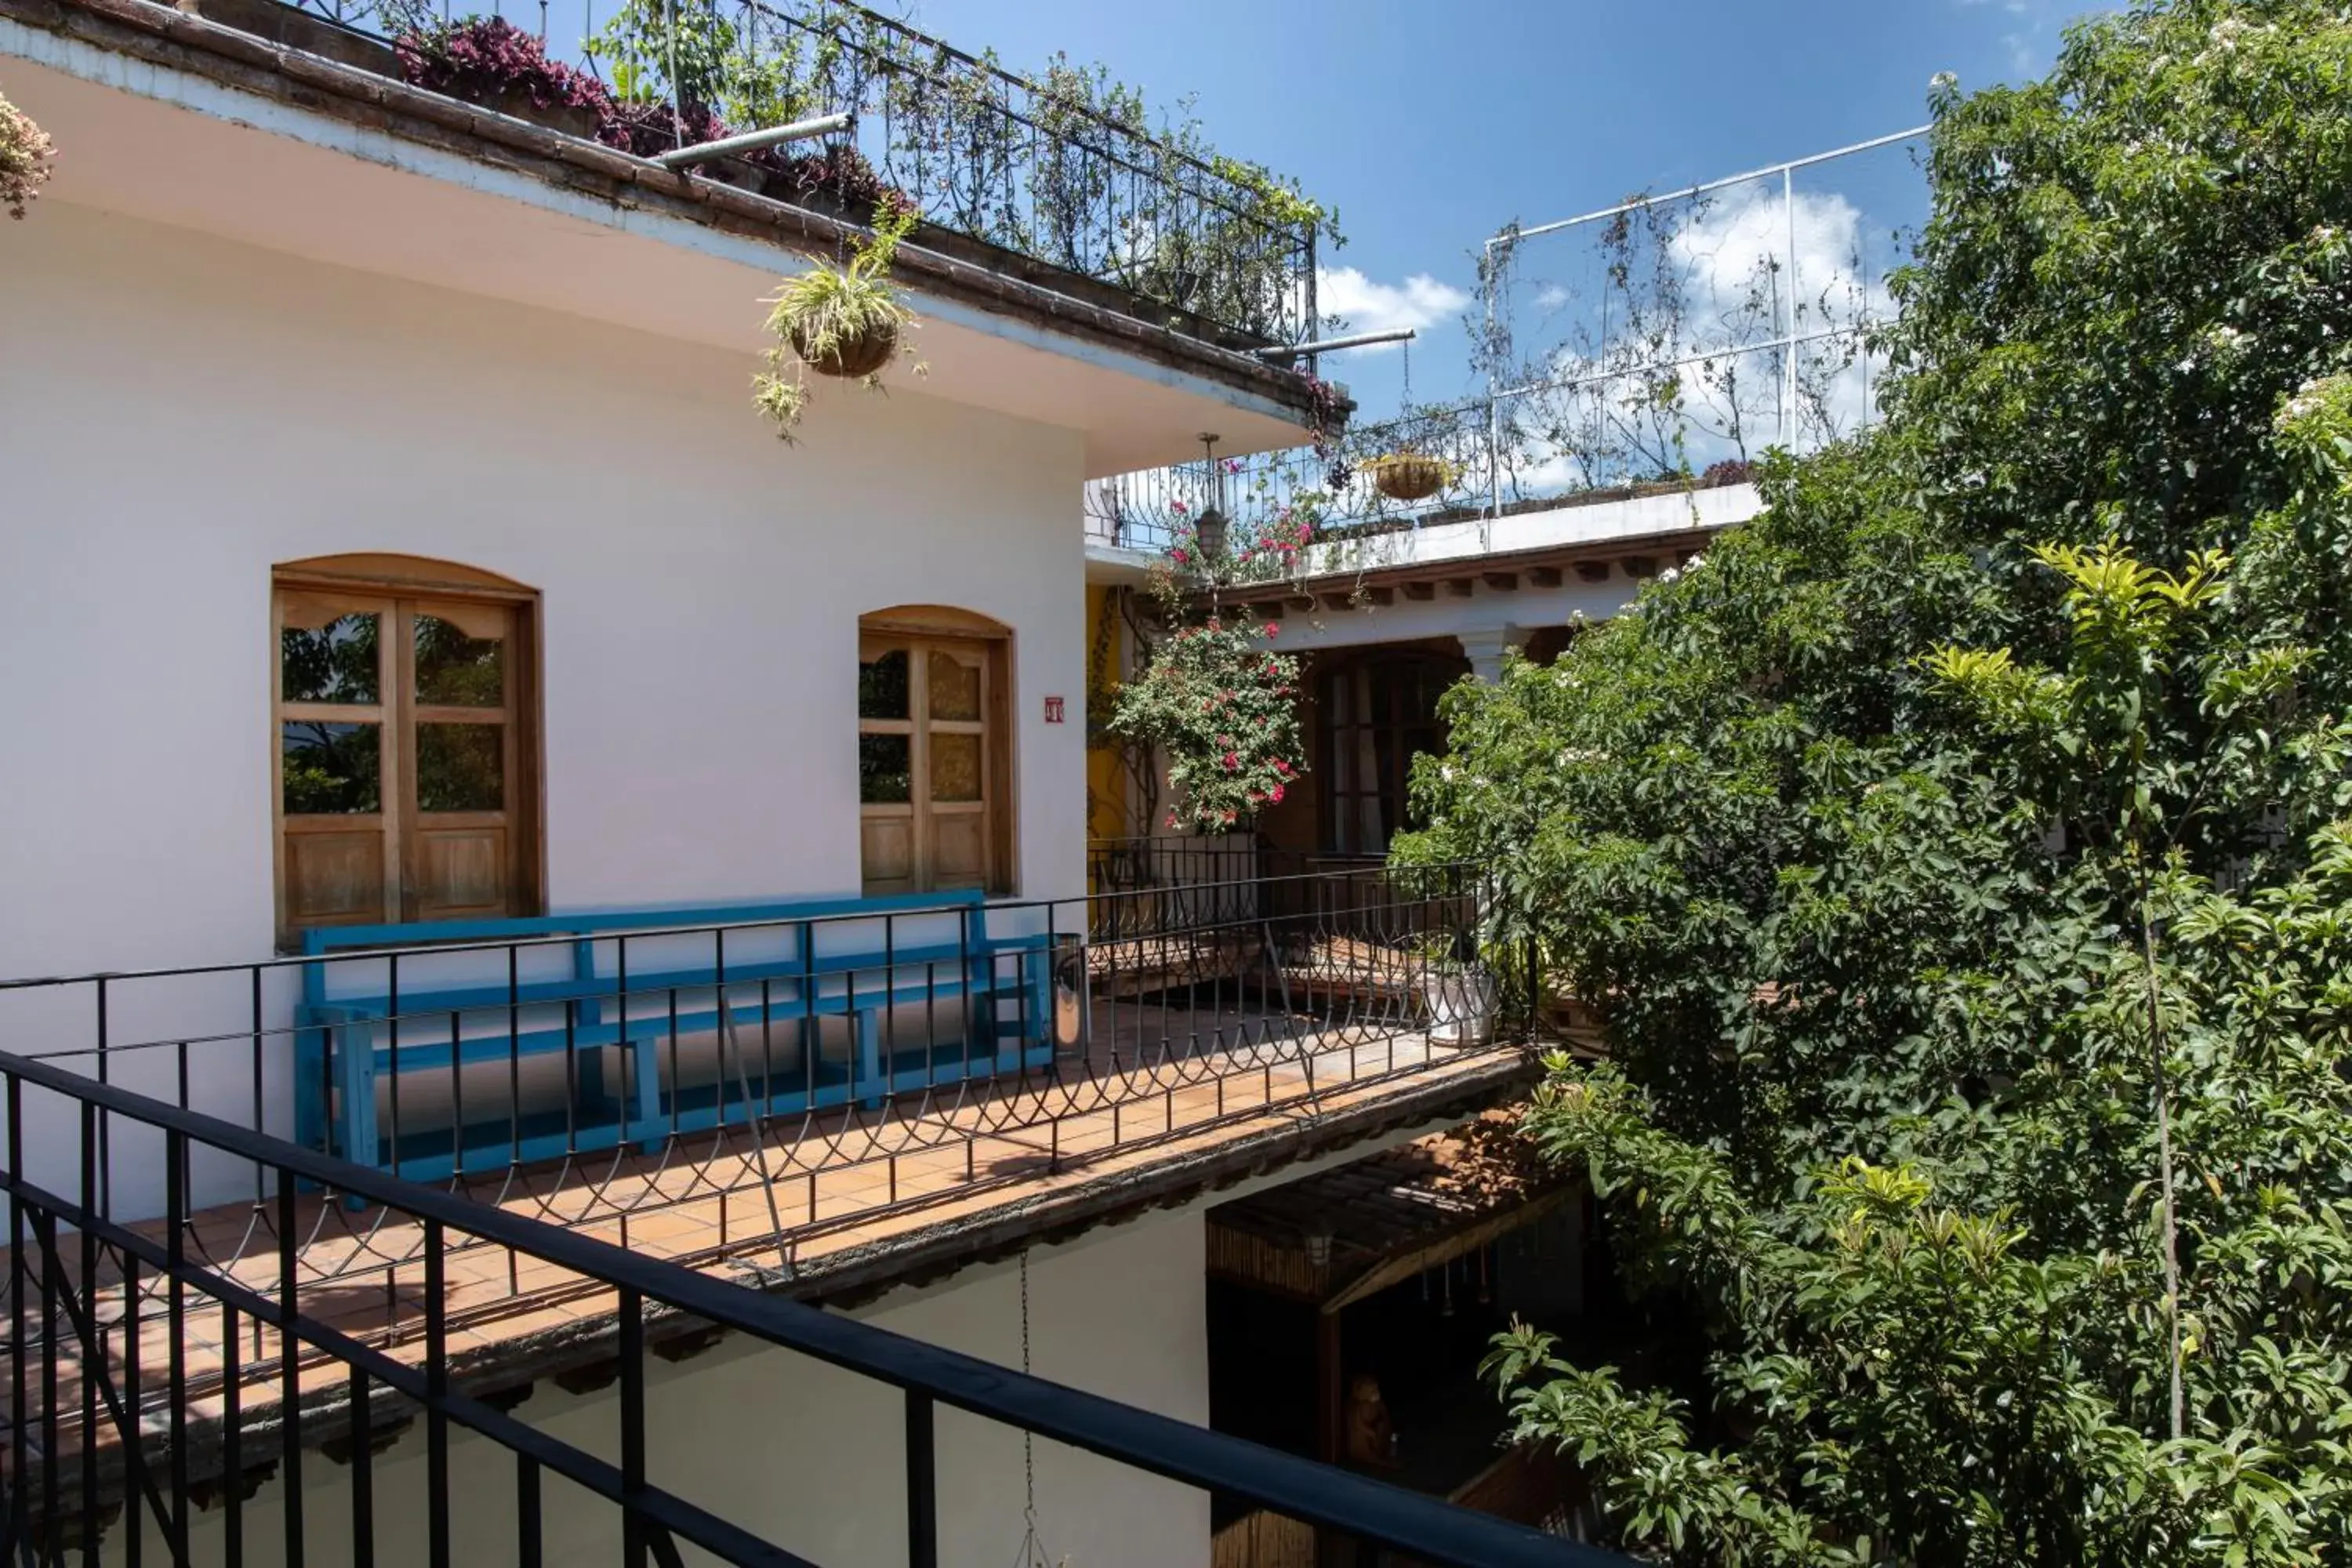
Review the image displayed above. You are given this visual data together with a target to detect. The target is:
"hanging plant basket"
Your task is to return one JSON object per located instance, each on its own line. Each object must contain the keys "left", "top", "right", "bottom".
{"left": 791, "top": 320, "right": 901, "bottom": 379}
{"left": 1368, "top": 452, "right": 1450, "bottom": 503}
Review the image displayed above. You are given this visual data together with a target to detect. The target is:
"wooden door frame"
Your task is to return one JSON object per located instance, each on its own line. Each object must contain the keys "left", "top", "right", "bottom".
{"left": 271, "top": 556, "right": 545, "bottom": 948}
{"left": 858, "top": 607, "right": 1018, "bottom": 897}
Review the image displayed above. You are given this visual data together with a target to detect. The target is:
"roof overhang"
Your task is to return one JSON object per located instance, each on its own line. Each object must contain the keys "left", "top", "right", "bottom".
{"left": 0, "top": 0, "right": 1332, "bottom": 474}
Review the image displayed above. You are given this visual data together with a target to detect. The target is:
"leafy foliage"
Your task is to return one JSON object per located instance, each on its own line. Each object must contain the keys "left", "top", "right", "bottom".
{"left": 0, "top": 82, "right": 56, "bottom": 221}
{"left": 1397, "top": 2, "right": 2352, "bottom": 1559}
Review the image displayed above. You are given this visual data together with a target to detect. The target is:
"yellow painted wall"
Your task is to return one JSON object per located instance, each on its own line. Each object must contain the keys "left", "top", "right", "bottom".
{"left": 1085, "top": 586, "right": 1131, "bottom": 844}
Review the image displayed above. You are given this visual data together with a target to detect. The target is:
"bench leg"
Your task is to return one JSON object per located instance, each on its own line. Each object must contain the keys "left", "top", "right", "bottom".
{"left": 626, "top": 1037, "right": 664, "bottom": 1152}
{"left": 855, "top": 1009, "right": 884, "bottom": 1109}
{"left": 336, "top": 1020, "right": 379, "bottom": 1207}
{"left": 294, "top": 1017, "right": 328, "bottom": 1154}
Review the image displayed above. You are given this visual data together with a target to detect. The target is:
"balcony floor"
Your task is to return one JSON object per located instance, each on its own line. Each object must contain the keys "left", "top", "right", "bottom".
{"left": 9, "top": 1004, "right": 1530, "bottom": 1484}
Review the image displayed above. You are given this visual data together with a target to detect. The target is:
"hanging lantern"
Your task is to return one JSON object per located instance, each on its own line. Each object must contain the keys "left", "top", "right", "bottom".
{"left": 1192, "top": 433, "right": 1230, "bottom": 564}
{"left": 1194, "top": 505, "right": 1229, "bottom": 562}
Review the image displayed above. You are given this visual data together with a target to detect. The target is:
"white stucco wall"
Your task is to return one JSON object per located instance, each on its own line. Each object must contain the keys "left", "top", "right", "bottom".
{"left": 111, "top": 1214, "right": 1213, "bottom": 1568}
{"left": 1, "top": 199, "right": 1087, "bottom": 972}
{"left": 0, "top": 201, "right": 1090, "bottom": 1202}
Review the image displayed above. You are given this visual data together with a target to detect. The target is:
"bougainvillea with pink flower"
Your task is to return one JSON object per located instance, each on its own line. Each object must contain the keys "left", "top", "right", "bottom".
{"left": 1108, "top": 612, "right": 1302, "bottom": 833}
{"left": 1109, "top": 457, "right": 1328, "bottom": 831}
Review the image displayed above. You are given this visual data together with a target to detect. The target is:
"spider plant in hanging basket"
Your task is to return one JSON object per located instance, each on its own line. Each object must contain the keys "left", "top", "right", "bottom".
{"left": 1366, "top": 452, "right": 1454, "bottom": 503}
{"left": 753, "top": 198, "right": 922, "bottom": 442}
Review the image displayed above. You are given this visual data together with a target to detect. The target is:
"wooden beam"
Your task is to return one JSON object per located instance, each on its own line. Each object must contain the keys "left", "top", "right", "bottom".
{"left": 1574, "top": 561, "right": 1612, "bottom": 583}
{"left": 1443, "top": 578, "right": 1475, "bottom": 598}
{"left": 1254, "top": 601, "right": 1285, "bottom": 621}
{"left": 1367, "top": 586, "right": 1396, "bottom": 608}
{"left": 1483, "top": 572, "right": 1519, "bottom": 592}
{"left": 1528, "top": 566, "right": 1563, "bottom": 587}
{"left": 1402, "top": 581, "right": 1436, "bottom": 601}
{"left": 1622, "top": 555, "right": 1658, "bottom": 579}
{"left": 1319, "top": 591, "right": 1355, "bottom": 612}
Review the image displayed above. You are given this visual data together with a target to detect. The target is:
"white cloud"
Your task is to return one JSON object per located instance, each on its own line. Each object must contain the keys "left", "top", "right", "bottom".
{"left": 1316, "top": 267, "right": 1471, "bottom": 344}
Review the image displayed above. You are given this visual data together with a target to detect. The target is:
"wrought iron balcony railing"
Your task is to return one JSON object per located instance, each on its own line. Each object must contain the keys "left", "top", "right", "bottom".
{"left": 275, "top": 0, "right": 1321, "bottom": 346}
{"left": 1082, "top": 398, "right": 1759, "bottom": 562}
{"left": 0, "top": 1040, "right": 1629, "bottom": 1566}
{"left": 0, "top": 865, "right": 1537, "bottom": 1419}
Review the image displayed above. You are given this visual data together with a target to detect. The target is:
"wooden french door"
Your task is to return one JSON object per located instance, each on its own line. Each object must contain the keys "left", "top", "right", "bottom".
{"left": 858, "top": 633, "right": 1001, "bottom": 895}
{"left": 276, "top": 579, "right": 537, "bottom": 945}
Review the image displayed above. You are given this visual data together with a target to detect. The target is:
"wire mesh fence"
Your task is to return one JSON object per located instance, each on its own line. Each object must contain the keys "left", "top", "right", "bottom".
{"left": 1087, "top": 129, "right": 1931, "bottom": 561}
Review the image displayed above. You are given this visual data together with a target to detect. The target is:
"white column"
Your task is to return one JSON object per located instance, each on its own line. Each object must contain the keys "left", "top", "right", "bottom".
{"left": 1457, "top": 625, "right": 1530, "bottom": 682}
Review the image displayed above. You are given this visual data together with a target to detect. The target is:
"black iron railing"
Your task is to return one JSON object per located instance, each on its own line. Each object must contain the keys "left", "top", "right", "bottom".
{"left": 279, "top": 0, "right": 1319, "bottom": 344}
{"left": 0, "top": 866, "right": 1526, "bottom": 1310}
{"left": 0, "top": 1045, "right": 1626, "bottom": 1566}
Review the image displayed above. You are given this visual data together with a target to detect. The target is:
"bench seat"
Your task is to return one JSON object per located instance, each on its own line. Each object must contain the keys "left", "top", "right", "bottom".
{"left": 297, "top": 891, "right": 1058, "bottom": 1182}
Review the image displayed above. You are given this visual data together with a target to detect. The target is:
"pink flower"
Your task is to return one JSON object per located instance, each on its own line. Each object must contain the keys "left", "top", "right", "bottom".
{"left": 1221, "top": 750, "right": 1240, "bottom": 771}
{"left": 1221, "top": 809, "right": 1238, "bottom": 824}
{"left": 1166, "top": 811, "right": 1179, "bottom": 829}
{"left": 1270, "top": 782, "right": 1286, "bottom": 804}
{"left": 1172, "top": 499, "right": 1189, "bottom": 514}
{"left": 1273, "top": 759, "right": 1294, "bottom": 777}
{"left": 1171, "top": 547, "right": 1190, "bottom": 564}
{"left": 1262, "top": 622, "right": 1279, "bottom": 637}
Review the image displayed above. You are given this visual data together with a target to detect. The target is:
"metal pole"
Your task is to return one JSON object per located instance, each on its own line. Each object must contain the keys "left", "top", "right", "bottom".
{"left": 1484, "top": 238, "right": 1504, "bottom": 544}
{"left": 651, "top": 112, "right": 858, "bottom": 169}
{"left": 1783, "top": 164, "right": 1798, "bottom": 447}
{"left": 1304, "top": 222, "right": 1319, "bottom": 348}
{"left": 1253, "top": 326, "right": 1417, "bottom": 361}
{"left": 1491, "top": 322, "right": 1857, "bottom": 404}
{"left": 1488, "top": 123, "right": 1931, "bottom": 250}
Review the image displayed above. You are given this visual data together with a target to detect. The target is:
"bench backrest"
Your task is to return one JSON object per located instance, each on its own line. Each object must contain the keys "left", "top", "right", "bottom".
{"left": 299, "top": 889, "right": 994, "bottom": 1011}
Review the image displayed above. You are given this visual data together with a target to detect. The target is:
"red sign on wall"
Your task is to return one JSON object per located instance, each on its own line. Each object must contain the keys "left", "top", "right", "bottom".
{"left": 1044, "top": 695, "right": 1067, "bottom": 724}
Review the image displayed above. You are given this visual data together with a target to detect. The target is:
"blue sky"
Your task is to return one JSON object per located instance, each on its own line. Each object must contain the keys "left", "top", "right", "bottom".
{"left": 894, "top": 0, "right": 2102, "bottom": 418}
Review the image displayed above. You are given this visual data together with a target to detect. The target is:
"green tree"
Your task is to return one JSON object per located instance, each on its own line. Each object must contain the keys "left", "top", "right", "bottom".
{"left": 1397, "top": 2, "right": 2352, "bottom": 1560}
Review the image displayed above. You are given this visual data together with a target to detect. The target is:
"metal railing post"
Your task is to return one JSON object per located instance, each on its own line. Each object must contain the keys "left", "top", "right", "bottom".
{"left": 905, "top": 1390, "right": 938, "bottom": 1568}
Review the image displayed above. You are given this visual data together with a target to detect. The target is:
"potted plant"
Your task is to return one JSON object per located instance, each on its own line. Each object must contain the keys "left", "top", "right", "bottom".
{"left": 1417, "top": 925, "right": 1495, "bottom": 1047}
{"left": 1, "top": 85, "right": 55, "bottom": 221}
{"left": 1366, "top": 452, "right": 1454, "bottom": 503}
{"left": 753, "top": 197, "right": 921, "bottom": 440}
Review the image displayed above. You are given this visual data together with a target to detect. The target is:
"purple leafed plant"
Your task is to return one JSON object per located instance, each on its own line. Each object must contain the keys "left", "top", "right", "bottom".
{"left": 395, "top": 16, "right": 612, "bottom": 118}
{"left": 393, "top": 18, "right": 919, "bottom": 222}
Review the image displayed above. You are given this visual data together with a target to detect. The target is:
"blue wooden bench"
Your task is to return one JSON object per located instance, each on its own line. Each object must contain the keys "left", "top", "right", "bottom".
{"left": 296, "top": 891, "right": 1056, "bottom": 1182}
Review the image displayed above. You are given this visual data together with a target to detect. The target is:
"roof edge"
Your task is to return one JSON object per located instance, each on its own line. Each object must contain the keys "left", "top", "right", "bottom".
{"left": 1, "top": 0, "right": 1339, "bottom": 423}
